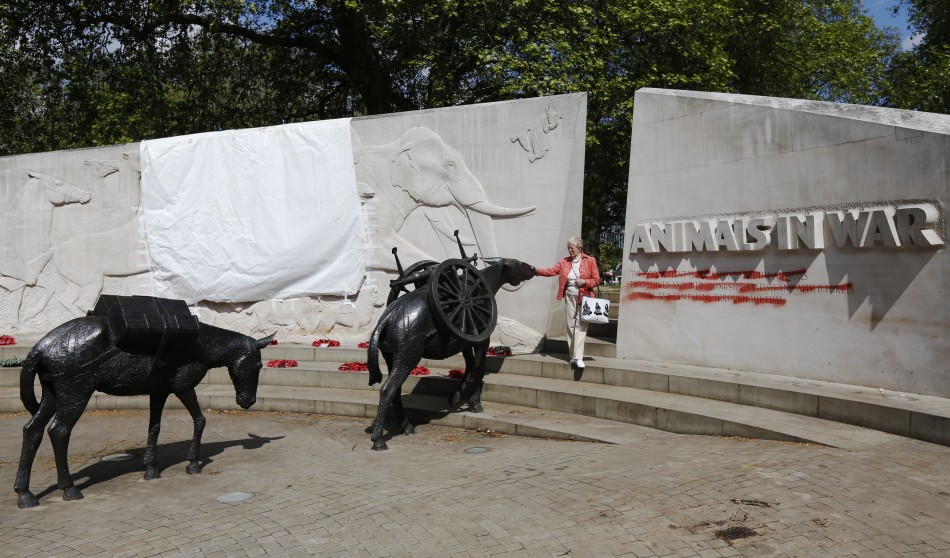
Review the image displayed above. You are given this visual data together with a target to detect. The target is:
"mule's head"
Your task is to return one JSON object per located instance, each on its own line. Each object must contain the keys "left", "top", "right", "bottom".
{"left": 229, "top": 333, "right": 275, "bottom": 409}
{"left": 27, "top": 171, "right": 91, "bottom": 206}
{"left": 482, "top": 257, "right": 535, "bottom": 288}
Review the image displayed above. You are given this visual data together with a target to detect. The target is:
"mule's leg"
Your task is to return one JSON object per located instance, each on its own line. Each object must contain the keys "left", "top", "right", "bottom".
{"left": 384, "top": 350, "right": 416, "bottom": 436}
{"left": 391, "top": 390, "right": 415, "bottom": 436}
{"left": 463, "top": 341, "right": 491, "bottom": 413}
{"left": 367, "top": 352, "right": 394, "bottom": 435}
{"left": 175, "top": 389, "right": 206, "bottom": 475}
{"left": 47, "top": 392, "right": 92, "bottom": 501}
{"left": 371, "top": 346, "right": 424, "bottom": 450}
{"left": 14, "top": 392, "right": 56, "bottom": 509}
{"left": 371, "top": 366, "right": 411, "bottom": 451}
{"left": 144, "top": 391, "right": 170, "bottom": 480}
{"left": 449, "top": 346, "right": 477, "bottom": 409}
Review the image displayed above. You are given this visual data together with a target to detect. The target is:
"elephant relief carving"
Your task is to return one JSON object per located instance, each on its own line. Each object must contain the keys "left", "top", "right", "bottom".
{"left": 357, "top": 127, "right": 535, "bottom": 268}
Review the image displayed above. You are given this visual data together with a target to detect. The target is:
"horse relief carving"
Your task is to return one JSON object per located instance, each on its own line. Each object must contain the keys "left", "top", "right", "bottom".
{"left": 0, "top": 172, "right": 91, "bottom": 327}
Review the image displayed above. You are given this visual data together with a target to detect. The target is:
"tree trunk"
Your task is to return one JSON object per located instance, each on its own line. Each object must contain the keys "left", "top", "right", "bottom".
{"left": 330, "top": 2, "right": 398, "bottom": 114}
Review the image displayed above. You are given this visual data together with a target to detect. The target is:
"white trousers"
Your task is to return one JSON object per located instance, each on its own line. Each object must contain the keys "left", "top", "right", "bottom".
{"left": 564, "top": 290, "right": 588, "bottom": 361}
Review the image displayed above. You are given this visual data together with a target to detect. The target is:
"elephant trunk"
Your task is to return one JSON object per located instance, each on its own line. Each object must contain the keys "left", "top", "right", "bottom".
{"left": 466, "top": 210, "right": 500, "bottom": 259}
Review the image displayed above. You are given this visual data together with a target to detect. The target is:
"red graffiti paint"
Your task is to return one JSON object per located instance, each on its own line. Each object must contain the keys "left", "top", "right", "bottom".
{"left": 625, "top": 267, "right": 851, "bottom": 307}
{"left": 636, "top": 269, "right": 807, "bottom": 281}
{"left": 628, "top": 280, "right": 852, "bottom": 294}
{"left": 627, "top": 292, "right": 787, "bottom": 306}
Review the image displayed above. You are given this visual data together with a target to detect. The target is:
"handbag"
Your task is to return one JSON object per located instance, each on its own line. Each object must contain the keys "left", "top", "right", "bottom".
{"left": 580, "top": 288, "right": 610, "bottom": 324}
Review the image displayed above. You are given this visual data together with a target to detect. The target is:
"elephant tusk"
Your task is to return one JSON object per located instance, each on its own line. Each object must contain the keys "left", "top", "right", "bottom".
{"left": 465, "top": 200, "right": 536, "bottom": 217}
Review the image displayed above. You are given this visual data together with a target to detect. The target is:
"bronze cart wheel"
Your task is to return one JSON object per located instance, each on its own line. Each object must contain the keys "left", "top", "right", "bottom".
{"left": 427, "top": 259, "right": 497, "bottom": 343}
{"left": 387, "top": 260, "right": 438, "bottom": 305}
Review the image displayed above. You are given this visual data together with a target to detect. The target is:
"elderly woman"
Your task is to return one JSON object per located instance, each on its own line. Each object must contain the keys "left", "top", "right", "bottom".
{"left": 532, "top": 237, "right": 600, "bottom": 369}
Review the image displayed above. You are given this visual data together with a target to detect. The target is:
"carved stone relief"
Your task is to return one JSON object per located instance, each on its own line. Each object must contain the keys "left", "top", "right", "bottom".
{"left": 510, "top": 103, "right": 563, "bottom": 163}
{"left": 0, "top": 149, "right": 151, "bottom": 333}
{"left": 353, "top": 125, "right": 547, "bottom": 352}
{"left": 2, "top": 94, "right": 585, "bottom": 347}
{"left": 0, "top": 172, "right": 92, "bottom": 327}
{"left": 355, "top": 126, "right": 536, "bottom": 269}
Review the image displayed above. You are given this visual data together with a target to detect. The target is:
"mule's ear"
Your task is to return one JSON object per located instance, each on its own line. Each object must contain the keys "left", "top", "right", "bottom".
{"left": 254, "top": 333, "right": 276, "bottom": 349}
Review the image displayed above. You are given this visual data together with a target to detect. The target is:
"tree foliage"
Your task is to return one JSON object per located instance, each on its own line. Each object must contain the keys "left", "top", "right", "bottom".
{"left": 884, "top": 0, "right": 950, "bottom": 114}
{"left": 0, "top": 0, "right": 910, "bottom": 251}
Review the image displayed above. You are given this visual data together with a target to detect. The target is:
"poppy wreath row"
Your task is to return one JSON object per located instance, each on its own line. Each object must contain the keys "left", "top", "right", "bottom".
{"left": 267, "top": 359, "right": 298, "bottom": 368}
{"left": 357, "top": 342, "right": 369, "bottom": 349}
{"left": 448, "top": 369, "right": 465, "bottom": 379}
{"left": 486, "top": 345, "right": 512, "bottom": 356}
{"left": 268, "top": 339, "right": 279, "bottom": 346}
{"left": 337, "top": 362, "right": 429, "bottom": 375}
{"left": 0, "top": 335, "right": 15, "bottom": 346}
{"left": 312, "top": 339, "right": 341, "bottom": 347}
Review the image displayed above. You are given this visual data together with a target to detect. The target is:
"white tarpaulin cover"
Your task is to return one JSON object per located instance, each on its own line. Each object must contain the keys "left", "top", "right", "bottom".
{"left": 140, "top": 118, "right": 366, "bottom": 303}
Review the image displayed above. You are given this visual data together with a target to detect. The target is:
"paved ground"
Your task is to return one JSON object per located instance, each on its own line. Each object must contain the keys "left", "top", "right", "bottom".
{"left": 2, "top": 409, "right": 949, "bottom": 558}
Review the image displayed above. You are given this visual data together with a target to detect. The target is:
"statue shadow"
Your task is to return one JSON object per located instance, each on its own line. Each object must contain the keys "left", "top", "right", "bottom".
{"left": 34, "top": 433, "right": 284, "bottom": 500}
{"left": 367, "top": 360, "right": 509, "bottom": 440}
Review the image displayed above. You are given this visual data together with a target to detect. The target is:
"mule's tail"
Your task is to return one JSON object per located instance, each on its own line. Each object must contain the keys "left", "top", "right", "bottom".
{"left": 367, "top": 312, "right": 390, "bottom": 386}
{"left": 20, "top": 349, "right": 42, "bottom": 415}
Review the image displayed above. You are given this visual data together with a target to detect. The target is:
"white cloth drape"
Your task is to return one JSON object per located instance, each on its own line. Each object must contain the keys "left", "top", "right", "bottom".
{"left": 140, "top": 118, "right": 366, "bottom": 304}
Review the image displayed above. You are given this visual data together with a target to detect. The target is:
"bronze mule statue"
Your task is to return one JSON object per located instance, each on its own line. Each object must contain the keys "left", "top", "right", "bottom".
{"left": 366, "top": 257, "right": 534, "bottom": 450}
{"left": 14, "top": 312, "right": 273, "bottom": 509}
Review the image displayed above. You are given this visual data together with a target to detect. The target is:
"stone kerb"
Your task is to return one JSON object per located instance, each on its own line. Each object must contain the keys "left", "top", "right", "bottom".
{"left": 0, "top": 94, "right": 587, "bottom": 354}
{"left": 619, "top": 88, "right": 950, "bottom": 398}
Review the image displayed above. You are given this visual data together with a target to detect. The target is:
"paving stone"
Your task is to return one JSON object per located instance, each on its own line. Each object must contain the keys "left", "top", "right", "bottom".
{"left": 3, "top": 409, "right": 950, "bottom": 556}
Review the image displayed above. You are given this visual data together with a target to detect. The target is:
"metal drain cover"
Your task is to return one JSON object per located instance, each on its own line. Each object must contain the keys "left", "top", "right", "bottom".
{"left": 216, "top": 492, "right": 255, "bottom": 503}
{"left": 101, "top": 453, "right": 134, "bottom": 462}
{"left": 464, "top": 447, "right": 491, "bottom": 454}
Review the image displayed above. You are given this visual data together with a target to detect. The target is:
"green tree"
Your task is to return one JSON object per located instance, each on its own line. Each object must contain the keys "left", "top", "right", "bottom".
{"left": 0, "top": 0, "right": 902, "bottom": 250}
{"left": 885, "top": 0, "right": 950, "bottom": 113}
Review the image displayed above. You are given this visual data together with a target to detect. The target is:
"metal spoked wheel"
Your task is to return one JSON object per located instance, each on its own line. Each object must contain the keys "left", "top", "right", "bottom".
{"left": 387, "top": 260, "right": 438, "bottom": 305}
{"left": 427, "top": 259, "right": 497, "bottom": 343}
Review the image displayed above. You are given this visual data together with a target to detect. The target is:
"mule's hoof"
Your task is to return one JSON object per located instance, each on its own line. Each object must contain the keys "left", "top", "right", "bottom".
{"left": 144, "top": 469, "right": 161, "bottom": 480}
{"left": 186, "top": 463, "right": 201, "bottom": 475}
{"left": 402, "top": 424, "right": 416, "bottom": 436}
{"left": 469, "top": 403, "right": 484, "bottom": 413}
{"left": 17, "top": 491, "right": 39, "bottom": 509}
{"left": 62, "top": 486, "right": 84, "bottom": 501}
{"left": 372, "top": 441, "right": 389, "bottom": 451}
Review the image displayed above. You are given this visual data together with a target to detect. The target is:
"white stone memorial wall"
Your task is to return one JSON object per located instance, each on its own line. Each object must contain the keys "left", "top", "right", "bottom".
{"left": 0, "top": 94, "right": 587, "bottom": 351}
{"left": 620, "top": 88, "right": 949, "bottom": 397}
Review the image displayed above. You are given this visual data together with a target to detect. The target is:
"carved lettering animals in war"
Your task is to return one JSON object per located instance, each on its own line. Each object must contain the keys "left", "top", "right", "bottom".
{"left": 14, "top": 295, "right": 273, "bottom": 509}
{"left": 630, "top": 202, "right": 944, "bottom": 253}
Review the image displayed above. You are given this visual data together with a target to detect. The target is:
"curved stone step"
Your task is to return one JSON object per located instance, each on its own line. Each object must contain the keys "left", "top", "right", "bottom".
{"left": 542, "top": 336, "right": 616, "bottom": 358}
{"left": 6, "top": 339, "right": 950, "bottom": 447}
{"left": 0, "top": 366, "right": 904, "bottom": 450}
{"left": 0, "top": 384, "right": 666, "bottom": 446}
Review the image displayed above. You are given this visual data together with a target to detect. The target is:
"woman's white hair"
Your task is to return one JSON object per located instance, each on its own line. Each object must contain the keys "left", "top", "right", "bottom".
{"left": 567, "top": 237, "right": 584, "bottom": 251}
